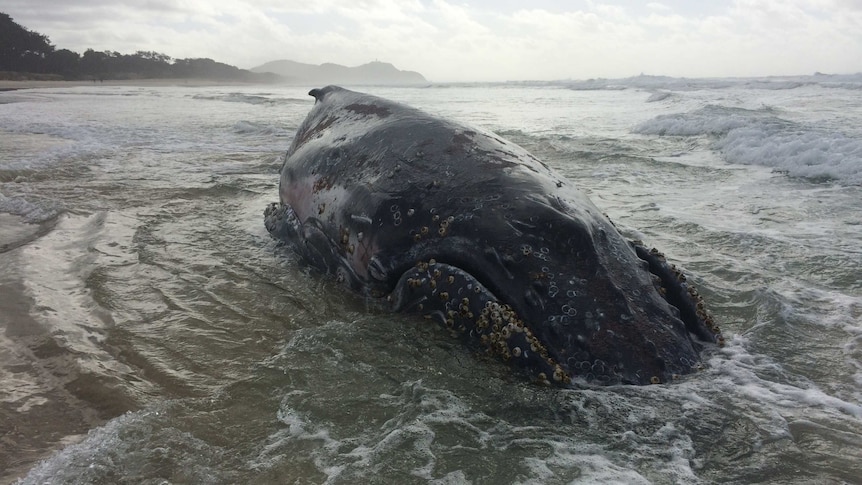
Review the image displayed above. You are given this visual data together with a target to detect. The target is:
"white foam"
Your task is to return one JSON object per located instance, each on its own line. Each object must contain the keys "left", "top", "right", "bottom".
{"left": 232, "top": 120, "right": 287, "bottom": 136}
{"left": 633, "top": 106, "right": 862, "bottom": 184}
{"left": 711, "top": 334, "right": 862, "bottom": 421}
{"left": 0, "top": 194, "right": 61, "bottom": 223}
{"left": 191, "top": 92, "right": 308, "bottom": 106}
{"left": 19, "top": 406, "right": 227, "bottom": 484}
{"left": 556, "top": 73, "right": 862, "bottom": 92}
{"left": 645, "top": 92, "right": 672, "bottom": 103}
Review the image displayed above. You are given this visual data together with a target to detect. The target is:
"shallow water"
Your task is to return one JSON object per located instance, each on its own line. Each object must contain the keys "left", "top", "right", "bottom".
{"left": 1, "top": 79, "right": 861, "bottom": 484}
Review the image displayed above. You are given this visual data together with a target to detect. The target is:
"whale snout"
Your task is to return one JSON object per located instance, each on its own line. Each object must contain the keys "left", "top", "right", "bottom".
{"left": 528, "top": 235, "right": 713, "bottom": 384}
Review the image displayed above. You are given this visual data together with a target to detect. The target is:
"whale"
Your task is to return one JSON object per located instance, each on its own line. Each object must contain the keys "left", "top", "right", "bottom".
{"left": 265, "top": 85, "right": 723, "bottom": 386}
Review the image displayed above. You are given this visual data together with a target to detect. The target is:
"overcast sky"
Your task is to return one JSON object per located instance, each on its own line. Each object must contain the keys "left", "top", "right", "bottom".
{"left": 4, "top": 0, "right": 862, "bottom": 81}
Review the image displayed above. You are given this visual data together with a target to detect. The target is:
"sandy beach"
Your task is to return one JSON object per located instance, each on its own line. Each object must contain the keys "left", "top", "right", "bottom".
{"left": 0, "top": 78, "right": 274, "bottom": 91}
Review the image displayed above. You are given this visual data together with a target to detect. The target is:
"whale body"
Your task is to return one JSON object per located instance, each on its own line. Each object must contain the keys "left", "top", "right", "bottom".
{"left": 265, "top": 85, "right": 722, "bottom": 385}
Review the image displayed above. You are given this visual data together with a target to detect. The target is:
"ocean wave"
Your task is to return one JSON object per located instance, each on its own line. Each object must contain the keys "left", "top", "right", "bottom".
{"left": 821, "top": 82, "right": 862, "bottom": 91}
{"left": 503, "top": 73, "right": 862, "bottom": 92}
{"left": 0, "top": 194, "right": 62, "bottom": 223}
{"left": 192, "top": 93, "right": 308, "bottom": 106}
{"left": 18, "top": 404, "right": 231, "bottom": 485}
{"left": 232, "top": 120, "right": 287, "bottom": 136}
{"left": 0, "top": 93, "right": 51, "bottom": 105}
{"left": 645, "top": 92, "right": 673, "bottom": 103}
{"left": 633, "top": 106, "right": 862, "bottom": 184}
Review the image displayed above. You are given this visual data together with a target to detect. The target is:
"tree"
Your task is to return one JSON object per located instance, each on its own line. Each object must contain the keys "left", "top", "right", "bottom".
{"left": 1, "top": 11, "right": 278, "bottom": 82}
{"left": 80, "top": 48, "right": 108, "bottom": 78}
{"left": 0, "top": 13, "right": 55, "bottom": 72}
{"left": 131, "top": 50, "right": 172, "bottom": 77}
{"left": 46, "top": 49, "right": 80, "bottom": 77}
{"left": 136, "top": 50, "right": 172, "bottom": 64}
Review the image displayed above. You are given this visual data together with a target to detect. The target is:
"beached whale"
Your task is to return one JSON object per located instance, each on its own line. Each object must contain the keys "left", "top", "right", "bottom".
{"left": 265, "top": 85, "right": 722, "bottom": 385}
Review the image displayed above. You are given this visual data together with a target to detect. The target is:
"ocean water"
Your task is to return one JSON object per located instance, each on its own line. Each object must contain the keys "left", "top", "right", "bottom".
{"left": 1, "top": 76, "right": 861, "bottom": 484}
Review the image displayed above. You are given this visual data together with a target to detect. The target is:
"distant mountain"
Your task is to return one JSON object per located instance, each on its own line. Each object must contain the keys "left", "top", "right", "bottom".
{"left": 250, "top": 60, "right": 427, "bottom": 85}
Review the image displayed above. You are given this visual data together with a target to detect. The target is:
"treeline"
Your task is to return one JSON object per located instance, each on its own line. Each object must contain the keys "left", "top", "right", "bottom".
{"left": 0, "top": 13, "right": 279, "bottom": 82}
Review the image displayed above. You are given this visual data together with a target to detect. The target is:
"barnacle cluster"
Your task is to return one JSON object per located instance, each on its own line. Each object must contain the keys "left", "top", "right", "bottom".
{"left": 400, "top": 259, "right": 571, "bottom": 385}
{"left": 687, "top": 281, "right": 724, "bottom": 346}
{"left": 408, "top": 209, "right": 456, "bottom": 242}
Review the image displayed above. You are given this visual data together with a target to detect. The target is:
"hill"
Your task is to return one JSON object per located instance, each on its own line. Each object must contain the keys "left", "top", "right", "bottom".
{"left": 250, "top": 60, "right": 427, "bottom": 85}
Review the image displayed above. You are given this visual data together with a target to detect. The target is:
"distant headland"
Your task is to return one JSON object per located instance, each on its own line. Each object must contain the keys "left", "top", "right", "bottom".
{"left": 250, "top": 59, "right": 427, "bottom": 85}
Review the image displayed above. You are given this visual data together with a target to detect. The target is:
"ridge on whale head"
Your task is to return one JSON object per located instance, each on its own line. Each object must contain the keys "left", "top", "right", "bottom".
{"left": 265, "top": 85, "right": 723, "bottom": 386}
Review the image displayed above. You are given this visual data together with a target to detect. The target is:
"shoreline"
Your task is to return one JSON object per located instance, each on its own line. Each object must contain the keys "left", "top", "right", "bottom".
{"left": 0, "top": 78, "right": 275, "bottom": 91}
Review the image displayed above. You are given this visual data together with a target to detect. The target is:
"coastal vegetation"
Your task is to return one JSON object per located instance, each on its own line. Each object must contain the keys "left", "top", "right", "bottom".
{"left": 0, "top": 13, "right": 277, "bottom": 82}
{"left": 1, "top": 12, "right": 426, "bottom": 86}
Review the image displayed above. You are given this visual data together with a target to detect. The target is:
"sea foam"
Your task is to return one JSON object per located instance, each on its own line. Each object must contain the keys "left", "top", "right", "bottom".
{"left": 0, "top": 194, "right": 61, "bottom": 223}
{"left": 633, "top": 105, "right": 862, "bottom": 184}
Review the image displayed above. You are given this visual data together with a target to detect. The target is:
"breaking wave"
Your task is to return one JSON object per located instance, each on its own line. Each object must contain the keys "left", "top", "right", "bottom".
{"left": 633, "top": 105, "right": 862, "bottom": 184}
{"left": 192, "top": 93, "right": 308, "bottom": 106}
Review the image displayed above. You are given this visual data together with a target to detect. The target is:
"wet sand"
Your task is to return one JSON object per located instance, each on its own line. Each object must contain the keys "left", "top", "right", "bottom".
{"left": 0, "top": 213, "right": 107, "bottom": 485}
{"left": 0, "top": 78, "right": 272, "bottom": 91}
{"left": 0, "top": 211, "right": 142, "bottom": 484}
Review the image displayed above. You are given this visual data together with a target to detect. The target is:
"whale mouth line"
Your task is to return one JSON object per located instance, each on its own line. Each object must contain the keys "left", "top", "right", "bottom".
{"left": 630, "top": 242, "right": 723, "bottom": 347}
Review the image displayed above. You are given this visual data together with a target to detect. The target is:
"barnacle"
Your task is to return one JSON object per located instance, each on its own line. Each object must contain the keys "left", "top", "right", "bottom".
{"left": 553, "top": 365, "right": 567, "bottom": 382}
